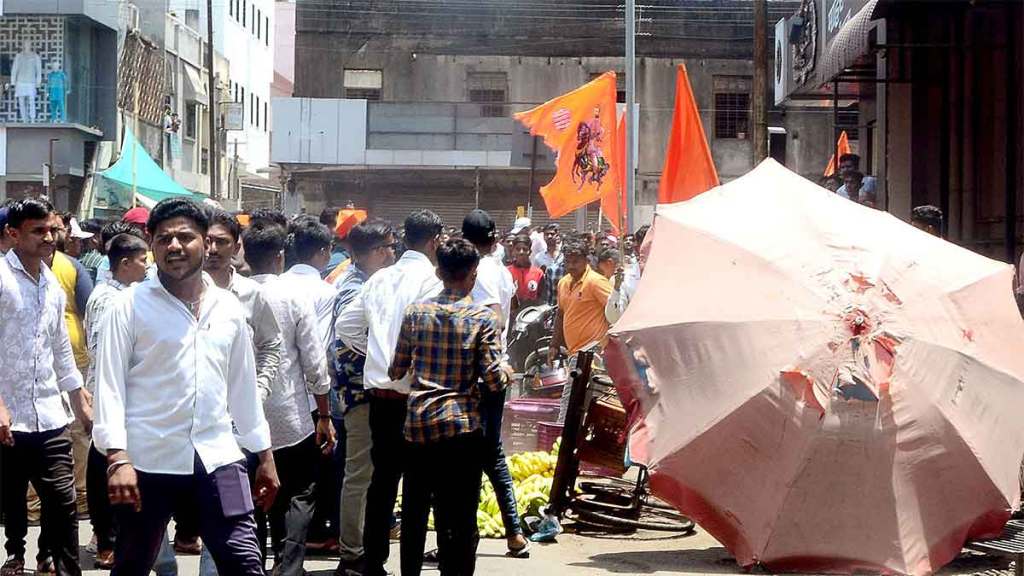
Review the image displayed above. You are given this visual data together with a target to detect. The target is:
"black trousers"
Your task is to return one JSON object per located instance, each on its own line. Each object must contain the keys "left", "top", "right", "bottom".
{"left": 112, "top": 454, "right": 263, "bottom": 576}
{"left": 0, "top": 427, "right": 81, "bottom": 576}
{"left": 362, "top": 395, "right": 408, "bottom": 576}
{"left": 262, "top": 435, "right": 318, "bottom": 576}
{"left": 401, "top": 432, "right": 484, "bottom": 576}
{"left": 86, "top": 443, "right": 116, "bottom": 552}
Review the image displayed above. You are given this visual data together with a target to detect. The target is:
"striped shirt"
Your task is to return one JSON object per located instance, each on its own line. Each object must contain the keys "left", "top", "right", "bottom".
{"left": 391, "top": 291, "right": 508, "bottom": 444}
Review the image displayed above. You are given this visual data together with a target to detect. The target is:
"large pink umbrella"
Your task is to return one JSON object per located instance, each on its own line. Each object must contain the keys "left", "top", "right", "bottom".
{"left": 606, "top": 160, "right": 1024, "bottom": 575}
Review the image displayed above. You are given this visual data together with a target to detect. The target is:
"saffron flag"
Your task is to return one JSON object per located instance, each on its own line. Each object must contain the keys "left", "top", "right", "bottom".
{"left": 658, "top": 64, "right": 720, "bottom": 204}
{"left": 601, "top": 112, "right": 628, "bottom": 234}
{"left": 334, "top": 208, "right": 368, "bottom": 239}
{"left": 823, "top": 130, "right": 852, "bottom": 177}
{"left": 515, "top": 72, "right": 620, "bottom": 219}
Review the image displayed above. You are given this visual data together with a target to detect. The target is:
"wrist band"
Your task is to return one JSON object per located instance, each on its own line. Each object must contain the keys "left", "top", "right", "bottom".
{"left": 106, "top": 459, "right": 132, "bottom": 477}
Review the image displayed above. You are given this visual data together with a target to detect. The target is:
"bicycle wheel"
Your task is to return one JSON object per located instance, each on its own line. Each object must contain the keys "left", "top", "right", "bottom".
{"left": 568, "top": 504, "right": 696, "bottom": 533}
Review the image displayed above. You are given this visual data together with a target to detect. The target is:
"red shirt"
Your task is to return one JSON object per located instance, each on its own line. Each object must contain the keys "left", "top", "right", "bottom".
{"left": 507, "top": 264, "right": 544, "bottom": 304}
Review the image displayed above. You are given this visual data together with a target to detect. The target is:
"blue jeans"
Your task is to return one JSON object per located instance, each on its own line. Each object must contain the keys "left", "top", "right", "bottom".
{"left": 480, "top": 389, "right": 522, "bottom": 537}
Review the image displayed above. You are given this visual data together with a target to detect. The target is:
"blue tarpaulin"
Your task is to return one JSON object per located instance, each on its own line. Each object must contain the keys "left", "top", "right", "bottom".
{"left": 95, "top": 128, "right": 204, "bottom": 208}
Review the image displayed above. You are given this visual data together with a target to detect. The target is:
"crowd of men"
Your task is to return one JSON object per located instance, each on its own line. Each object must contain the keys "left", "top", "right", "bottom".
{"left": 0, "top": 196, "right": 647, "bottom": 576}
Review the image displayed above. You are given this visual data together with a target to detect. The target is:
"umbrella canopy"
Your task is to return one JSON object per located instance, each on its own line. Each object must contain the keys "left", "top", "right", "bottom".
{"left": 95, "top": 128, "right": 205, "bottom": 209}
{"left": 605, "top": 160, "right": 1024, "bottom": 575}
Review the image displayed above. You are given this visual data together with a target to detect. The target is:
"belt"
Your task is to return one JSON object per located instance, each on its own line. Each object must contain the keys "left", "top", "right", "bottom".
{"left": 368, "top": 388, "right": 408, "bottom": 401}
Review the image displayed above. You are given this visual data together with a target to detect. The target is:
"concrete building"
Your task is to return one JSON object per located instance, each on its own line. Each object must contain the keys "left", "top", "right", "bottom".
{"left": 0, "top": 1, "right": 120, "bottom": 209}
{"left": 272, "top": 0, "right": 295, "bottom": 98}
{"left": 171, "top": 0, "right": 274, "bottom": 182}
{"left": 775, "top": 0, "right": 1023, "bottom": 262}
{"left": 279, "top": 0, "right": 831, "bottom": 229}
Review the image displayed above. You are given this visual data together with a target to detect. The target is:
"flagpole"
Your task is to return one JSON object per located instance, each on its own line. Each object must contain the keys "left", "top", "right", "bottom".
{"left": 625, "top": 0, "right": 636, "bottom": 234}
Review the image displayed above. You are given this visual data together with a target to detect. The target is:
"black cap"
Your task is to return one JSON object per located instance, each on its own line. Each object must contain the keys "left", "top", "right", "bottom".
{"left": 462, "top": 209, "right": 497, "bottom": 245}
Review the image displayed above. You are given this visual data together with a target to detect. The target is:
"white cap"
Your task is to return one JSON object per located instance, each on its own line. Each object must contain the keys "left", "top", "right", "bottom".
{"left": 69, "top": 218, "right": 93, "bottom": 239}
{"left": 511, "top": 217, "right": 532, "bottom": 234}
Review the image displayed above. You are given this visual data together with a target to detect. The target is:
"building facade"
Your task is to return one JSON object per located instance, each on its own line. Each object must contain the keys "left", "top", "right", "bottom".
{"left": 282, "top": 0, "right": 831, "bottom": 230}
{"left": 776, "top": 0, "right": 1023, "bottom": 262}
{"left": 0, "top": 1, "right": 120, "bottom": 210}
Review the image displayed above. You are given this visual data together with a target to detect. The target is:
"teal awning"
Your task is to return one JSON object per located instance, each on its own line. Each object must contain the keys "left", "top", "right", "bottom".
{"left": 95, "top": 128, "right": 205, "bottom": 208}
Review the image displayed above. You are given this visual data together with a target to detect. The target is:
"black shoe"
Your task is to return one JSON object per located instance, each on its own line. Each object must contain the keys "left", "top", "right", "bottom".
{"left": 423, "top": 548, "right": 440, "bottom": 564}
{"left": 334, "top": 558, "right": 364, "bottom": 576}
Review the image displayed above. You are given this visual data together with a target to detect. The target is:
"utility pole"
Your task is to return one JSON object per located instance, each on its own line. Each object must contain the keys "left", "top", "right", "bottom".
{"left": 206, "top": 0, "right": 220, "bottom": 200}
{"left": 752, "top": 0, "right": 768, "bottom": 163}
{"left": 625, "top": 0, "right": 636, "bottom": 233}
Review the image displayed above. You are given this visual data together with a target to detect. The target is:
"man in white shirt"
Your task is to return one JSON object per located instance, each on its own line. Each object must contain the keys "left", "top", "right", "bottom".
{"left": 243, "top": 222, "right": 334, "bottom": 576}
{"left": 205, "top": 208, "right": 282, "bottom": 403}
{"left": 335, "top": 210, "right": 443, "bottom": 576}
{"left": 93, "top": 198, "right": 280, "bottom": 576}
{"left": 531, "top": 223, "right": 563, "bottom": 271}
{"left": 278, "top": 217, "right": 340, "bottom": 548}
{"left": 281, "top": 218, "right": 337, "bottom": 349}
{"left": 461, "top": 210, "right": 530, "bottom": 557}
{"left": 82, "top": 231, "right": 149, "bottom": 569}
{"left": 0, "top": 198, "right": 92, "bottom": 576}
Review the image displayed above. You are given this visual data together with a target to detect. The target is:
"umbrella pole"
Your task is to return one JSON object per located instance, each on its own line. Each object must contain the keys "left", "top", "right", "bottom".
{"left": 132, "top": 78, "right": 138, "bottom": 208}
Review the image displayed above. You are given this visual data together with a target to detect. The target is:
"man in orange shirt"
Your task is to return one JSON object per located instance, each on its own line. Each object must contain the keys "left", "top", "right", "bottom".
{"left": 547, "top": 239, "right": 612, "bottom": 363}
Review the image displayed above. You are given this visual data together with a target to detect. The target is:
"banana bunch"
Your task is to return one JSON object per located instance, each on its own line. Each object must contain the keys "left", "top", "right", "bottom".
{"left": 506, "top": 450, "right": 558, "bottom": 482}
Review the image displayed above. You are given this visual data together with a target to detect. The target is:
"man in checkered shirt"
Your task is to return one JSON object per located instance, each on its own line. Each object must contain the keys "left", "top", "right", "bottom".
{"left": 388, "top": 238, "right": 511, "bottom": 576}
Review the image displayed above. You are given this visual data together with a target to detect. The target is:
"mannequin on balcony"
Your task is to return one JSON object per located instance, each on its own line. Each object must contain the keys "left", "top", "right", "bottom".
{"left": 47, "top": 61, "right": 69, "bottom": 123}
{"left": 11, "top": 40, "right": 42, "bottom": 122}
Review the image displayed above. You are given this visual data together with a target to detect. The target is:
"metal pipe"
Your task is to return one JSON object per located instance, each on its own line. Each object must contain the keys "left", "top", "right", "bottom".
{"left": 625, "top": 0, "right": 636, "bottom": 233}
{"left": 207, "top": 0, "right": 220, "bottom": 200}
{"left": 1005, "top": 6, "right": 1019, "bottom": 263}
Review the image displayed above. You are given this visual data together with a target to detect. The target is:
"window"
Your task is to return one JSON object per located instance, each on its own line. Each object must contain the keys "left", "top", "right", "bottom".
{"left": 468, "top": 72, "right": 507, "bottom": 118}
{"left": 343, "top": 69, "right": 383, "bottom": 100}
{"left": 250, "top": 96, "right": 255, "bottom": 125}
{"left": 235, "top": 0, "right": 240, "bottom": 21}
{"left": 243, "top": 1, "right": 247, "bottom": 28}
{"left": 713, "top": 76, "right": 751, "bottom": 139}
{"left": 185, "top": 103, "right": 198, "bottom": 139}
{"left": 257, "top": 10, "right": 261, "bottom": 38}
{"left": 201, "top": 148, "right": 209, "bottom": 175}
{"left": 265, "top": 16, "right": 270, "bottom": 46}
{"left": 589, "top": 72, "right": 626, "bottom": 103}
{"left": 264, "top": 102, "right": 268, "bottom": 132}
{"left": 229, "top": 0, "right": 233, "bottom": 17}
{"left": 255, "top": 9, "right": 260, "bottom": 35}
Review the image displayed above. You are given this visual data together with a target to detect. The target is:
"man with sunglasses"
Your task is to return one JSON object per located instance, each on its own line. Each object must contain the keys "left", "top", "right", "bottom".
{"left": 330, "top": 220, "right": 398, "bottom": 576}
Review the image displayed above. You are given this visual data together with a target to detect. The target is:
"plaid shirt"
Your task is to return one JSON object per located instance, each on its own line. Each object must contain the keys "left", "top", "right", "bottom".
{"left": 390, "top": 290, "right": 508, "bottom": 444}
{"left": 543, "top": 260, "right": 566, "bottom": 306}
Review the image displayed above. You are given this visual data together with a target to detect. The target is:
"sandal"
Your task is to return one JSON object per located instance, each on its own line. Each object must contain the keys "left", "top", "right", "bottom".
{"left": 0, "top": 558, "right": 24, "bottom": 576}
{"left": 506, "top": 543, "right": 531, "bottom": 559}
{"left": 35, "top": 558, "right": 54, "bottom": 576}
{"left": 94, "top": 550, "right": 115, "bottom": 570}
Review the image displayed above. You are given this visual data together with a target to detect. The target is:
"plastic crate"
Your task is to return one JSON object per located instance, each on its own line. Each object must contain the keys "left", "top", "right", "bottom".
{"left": 537, "top": 421, "right": 563, "bottom": 452}
{"left": 502, "top": 397, "right": 560, "bottom": 454}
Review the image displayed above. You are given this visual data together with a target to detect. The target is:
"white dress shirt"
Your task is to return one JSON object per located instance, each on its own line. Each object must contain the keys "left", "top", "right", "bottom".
{"left": 281, "top": 263, "right": 337, "bottom": 350}
{"left": 251, "top": 274, "right": 330, "bottom": 450}
{"left": 84, "top": 278, "right": 129, "bottom": 393}
{"left": 93, "top": 276, "right": 271, "bottom": 475}
{"left": 0, "top": 250, "right": 83, "bottom": 433}
{"left": 335, "top": 250, "right": 441, "bottom": 394}
{"left": 226, "top": 269, "right": 282, "bottom": 403}
{"left": 471, "top": 251, "right": 516, "bottom": 343}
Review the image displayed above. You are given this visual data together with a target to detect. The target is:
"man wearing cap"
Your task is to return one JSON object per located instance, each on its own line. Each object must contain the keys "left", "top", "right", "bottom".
{"left": 462, "top": 210, "right": 530, "bottom": 557}
{"left": 510, "top": 217, "right": 547, "bottom": 264}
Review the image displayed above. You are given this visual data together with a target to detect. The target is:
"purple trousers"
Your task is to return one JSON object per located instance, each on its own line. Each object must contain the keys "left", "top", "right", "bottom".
{"left": 111, "top": 454, "right": 264, "bottom": 576}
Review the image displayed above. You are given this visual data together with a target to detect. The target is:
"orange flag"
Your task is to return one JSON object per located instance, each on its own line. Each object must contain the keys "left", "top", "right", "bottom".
{"left": 658, "top": 64, "right": 720, "bottom": 204}
{"left": 515, "top": 72, "right": 620, "bottom": 219}
{"left": 824, "top": 130, "right": 852, "bottom": 177}
{"left": 334, "top": 208, "right": 368, "bottom": 239}
{"left": 600, "top": 112, "right": 628, "bottom": 234}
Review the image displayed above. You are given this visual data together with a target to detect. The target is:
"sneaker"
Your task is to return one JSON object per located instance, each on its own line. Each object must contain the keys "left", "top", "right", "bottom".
{"left": 333, "top": 558, "right": 364, "bottom": 576}
{"left": 174, "top": 537, "right": 202, "bottom": 555}
{"left": 86, "top": 534, "right": 98, "bottom": 555}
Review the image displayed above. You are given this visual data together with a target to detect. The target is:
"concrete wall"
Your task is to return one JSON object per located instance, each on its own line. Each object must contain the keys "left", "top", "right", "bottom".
{"left": 272, "top": 0, "right": 295, "bottom": 97}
